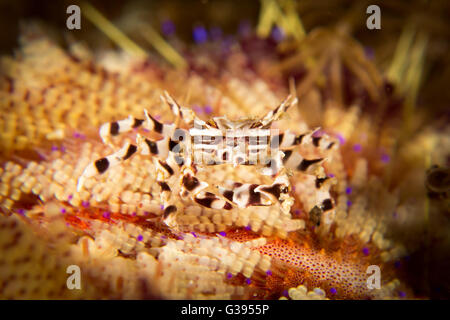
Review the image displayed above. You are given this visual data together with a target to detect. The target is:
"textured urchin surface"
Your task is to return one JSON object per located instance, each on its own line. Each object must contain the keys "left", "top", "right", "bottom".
{"left": 0, "top": 16, "right": 449, "bottom": 300}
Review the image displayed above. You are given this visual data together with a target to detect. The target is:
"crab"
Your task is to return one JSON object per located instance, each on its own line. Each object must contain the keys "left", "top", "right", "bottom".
{"left": 77, "top": 92, "right": 337, "bottom": 226}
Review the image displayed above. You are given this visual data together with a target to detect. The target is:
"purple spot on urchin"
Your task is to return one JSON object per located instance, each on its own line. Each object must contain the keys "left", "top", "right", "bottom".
{"left": 81, "top": 201, "right": 89, "bottom": 208}
{"left": 193, "top": 26, "right": 208, "bottom": 44}
{"left": 60, "top": 208, "right": 66, "bottom": 214}
{"left": 161, "top": 20, "right": 175, "bottom": 36}
{"left": 282, "top": 290, "right": 288, "bottom": 297}
{"left": 394, "top": 261, "right": 401, "bottom": 269}
{"left": 144, "top": 211, "right": 150, "bottom": 216}
{"left": 353, "top": 144, "right": 362, "bottom": 152}
{"left": 160, "top": 205, "right": 164, "bottom": 210}
{"left": 238, "top": 20, "right": 251, "bottom": 37}
{"left": 312, "top": 129, "right": 324, "bottom": 137}
{"left": 154, "top": 115, "right": 161, "bottom": 120}
{"left": 17, "top": 208, "right": 25, "bottom": 215}
{"left": 209, "top": 27, "right": 222, "bottom": 41}
{"left": 336, "top": 133, "right": 345, "bottom": 145}
{"left": 204, "top": 105, "right": 213, "bottom": 114}
{"left": 266, "top": 270, "right": 272, "bottom": 276}
{"left": 381, "top": 153, "right": 390, "bottom": 163}
{"left": 73, "top": 132, "right": 86, "bottom": 139}
{"left": 346, "top": 200, "right": 352, "bottom": 207}
{"left": 294, "top": 209, "right": 301, "bottom": 215}
{"left": 393, "top": 211, "right": 398, "bottom": 218}
{"left": 345, "top": 187, "right": 352, "bottom": 195}
{"left": 60, "top": 146, "right": 66, "bottom": 153}
{"left": 292, "top": 185, "right": 296, "bottom": 192}
{"left": 131, "top": 212, "right": 137, "bottom": 216}
{"left": 142, "top": 128, "right": 150, "bottom": 133}
{"left": 271, "top": 26, "right": 284, "bottom": 42}
{"left": 191, "top": 232, "right": 197, "bottom": 238}
{"left": 398, "top": 291, "right": 406, "bottom": 298}
{"left": 221, "top": 35, "right": 234, "bottom": 52}
{"left": 364, "top": 46, "right": 375, "bottom": 60}
{"left": 102, "top": 211, "right": 110, "bottom": 219}
{"left": 362, "top": 247, "right": 370, "bottom": 256}
{"left": 192, "top": 105, "right": 203, "bottom": 114}
{"left": 330, "top": 288, "right": 337, "bottom": 294}
{"left": 51, "top": 145, "right": 58, "bottom": 151}
{"left": 66, "top": 223, "right": 70, "bottom": 227}
{"left": 219, "top": 231, "right": 227, "bottom": 237}
{"left": 245, "top": 278, "right": 252, "bottom": 285}
{"left": 68, "top": 194, "right": 73, "bottom": 200}
{"left": 328, "top": 173, "right": 335, "bottom": 178}
{"left": 137, "top": 234, "right": 144, "bottom": 241}
{"left": 161, "top": 235, "right": 167, "bottom": 239}
{"left": 245, "top": 225, "right": 251, "bottom": 231}
{"left": 226, "top": 272, "right": 233, "bottom": 279}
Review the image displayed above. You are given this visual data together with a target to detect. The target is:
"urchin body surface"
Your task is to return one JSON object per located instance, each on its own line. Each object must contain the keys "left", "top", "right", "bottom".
{"left": 77, "top": 92, "right": 336, "bottom": 225}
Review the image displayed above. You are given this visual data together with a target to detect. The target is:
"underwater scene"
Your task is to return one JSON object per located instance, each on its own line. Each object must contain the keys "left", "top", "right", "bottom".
{"left": 0, "top": 0, "right": 449, "bottom": 300}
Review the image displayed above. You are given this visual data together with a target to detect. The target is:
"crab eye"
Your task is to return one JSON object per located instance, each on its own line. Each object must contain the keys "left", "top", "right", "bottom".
{"left": 281, "top": 187, "right": 289, "bottom": 193}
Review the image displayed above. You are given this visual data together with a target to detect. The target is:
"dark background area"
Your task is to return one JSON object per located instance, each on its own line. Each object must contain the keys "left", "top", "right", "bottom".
{"left": 0, "top": 0, "right": 448, "bottom": 116}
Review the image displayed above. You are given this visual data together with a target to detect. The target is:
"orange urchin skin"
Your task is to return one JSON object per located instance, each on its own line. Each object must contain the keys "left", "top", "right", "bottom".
{"left": 62, "top": 207, "right": 180, "bottom": 242}
{"left": 256, "top": 240, "right": 372, "bottom": 299}
{"left": 227, "top": 227, "right": 387, "bottom": 299}
{"left": 60, "top": 210, "right": 392, "bottom": 300}
{"left": 59, "top": 208, "right": 391, "bottom": 300}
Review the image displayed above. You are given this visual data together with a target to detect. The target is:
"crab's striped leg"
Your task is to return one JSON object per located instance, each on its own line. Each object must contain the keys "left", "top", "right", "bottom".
{"left": 77, "top": 132, "right": 180, "bottom": 192}
{"left": 276, "top": 143, "right": 335, "bottom": 222}
{"left": 162, "top": 91, "right": 197, "bottom": 126}
{"left": 295, "top": 174, "right": 336, "bottom": 226}
{"left": 217, "top": 172, "right": 291, "bottom": 208}
{"left": 192, "top": 191, "right": 233, "bottom": 210}
{"left": 136, "top": 134, "right": 173, "bottom": 161}
{"left": 99, "top": 109, "right": 176, "bottom": 147}
{"left": 313, "top": 176, "right": 336, "bottom": 221}
{"left": 180, "top": 172, "right": 234, "bottom": 210}
{"left": 218, "top": 182, "right": 273, "bottom": 208}
{"left": 281, "top": 150, "right": 326, "bottom": 174}
{"left": 250, "top": 95, "right": 297, "bottom": 129}
{"left": 77, "top": 141, "right": 139, "bottom": 192}
{"left": 271, "top": 129, "right": 337, "bottom": 151}
{"left": 152, "top": 152, "right": 183, "bottom": 220}
{"left": 178, "top": 158, "right": 233, "bottom": 210}
{"left": 153, "top": 152, "right": 182, "bottom": 202}
{"left": 282, "top": 149, "right": 335, "bottom": 218}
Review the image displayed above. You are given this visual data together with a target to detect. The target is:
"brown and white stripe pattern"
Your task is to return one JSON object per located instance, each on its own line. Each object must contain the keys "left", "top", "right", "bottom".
{"left": 99, "top": 115, "right": 144, "bottom": 146}
{"left": 250, "top": 95, "right": 297, "bottom": 129}
{"left": 77, "top": 141, "right": 138, "bottom": 191}
{"left": 78, "top": 92, "right": 337, "bottom": 225}
{"left": 194, "top": 191, "right": 233, "bottom": 210}
{"left": 281, "top": 149, "right": 325, "bottom": 173}
{"left": 162, "top": 91, "right": 196, "bottom": 125}
{"left": 98, "top": 109, "right": 176, "bottom": 147}
{"left": 218, "top": 174, "right": 289, "bottom": 208}
{"left": 271, "top": 129, "right": 337, "bottom": 151}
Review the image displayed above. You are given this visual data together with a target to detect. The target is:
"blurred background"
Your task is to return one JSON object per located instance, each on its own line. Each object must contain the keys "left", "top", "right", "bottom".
{"left": 0, "top": 0, "right": 448, "bottom": 116}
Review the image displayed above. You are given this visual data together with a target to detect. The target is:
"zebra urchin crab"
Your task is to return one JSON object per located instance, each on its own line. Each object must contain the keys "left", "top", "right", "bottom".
{"left": 77, "top": 92, "right": 338, "bottom": 226}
